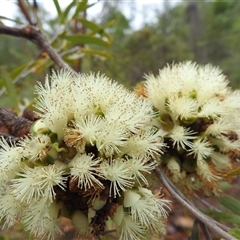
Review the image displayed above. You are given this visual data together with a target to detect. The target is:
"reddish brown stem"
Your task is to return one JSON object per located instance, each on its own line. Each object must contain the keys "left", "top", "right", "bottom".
{"left": 17, "top": 0, "right": 35, "bottom": 25}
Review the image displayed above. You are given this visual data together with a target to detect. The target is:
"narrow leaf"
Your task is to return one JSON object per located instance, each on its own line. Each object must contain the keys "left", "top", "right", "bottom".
{"left": 60, "top": 2, "right": 76, "bottom": 24}
{"left": 73, "top": 1, "right": 87, "bottom": 18}
{"left": 77, "top": 18, "right": 113, "bottom": 42}
{"left": 188, "top": 221, "right": 199, "bottom": 240}
{"left": 228, "top": 228, "right": 240, "bottom": 238}
{"left": 1, "top": 67, "right": 19, "bottom": 111}
{"left": 78, "top": 18, "right": 102, "bottom": 32}
{"left": 62, "top": 35, "right": 111, "bottom": 47}
{"left": 53, "top": 0, "right": 62, "bottom": 16}
{"left": 81, "top": 48, "right": 113, "bottom": 59}
{"left": 10, "top": 64, "right": 29, "bottom": 79}
{"left": 204, "top": 210, "right": 240, "bottom": 225}
{"left": 66, "top": 51, "right": 84, "bottom": 60}
{"left": 219, "top": 195, "right": 240, "bottom": 215}
{"left": 0, "top": 15, "right": 23, "bottom": 24}
{"left": 226, "top": 166, "right": 240, "bottom": 176}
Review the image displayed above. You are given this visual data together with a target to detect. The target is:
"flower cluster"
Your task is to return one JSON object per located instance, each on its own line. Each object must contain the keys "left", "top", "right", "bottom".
{"left": 0, "top": 70, "right": 170, "bottom": 240}
{"left": 139, "top": 61, "right": 240, "bottom": 194}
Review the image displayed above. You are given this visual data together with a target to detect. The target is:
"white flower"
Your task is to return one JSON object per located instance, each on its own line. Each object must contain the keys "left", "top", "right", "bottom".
{"left": 209, "top": 135, "right": 240, "bottom": 152}
{"left": 166, "top": 157, "right": 182, "bottom": 183}
{"left": 169, "top": 125, "right": 196, "bottom": 150}
{"left": 0, "top": 193, "right": 23, "bottom": 228}
{"left": 71, "top": 72, "right": 125, "bottom": 116}
{"left": 35, "top": 75, "right": 53, "bottom": 96}
{"left": 166, "top": 95, "right": 198, "bottom": 120}
{"left": 210, "top": 152, "right": 232, "bottom": 170}
{"left": 63, "top": 127, "right": 85, "bottom": 152}
{"left": 137, "top": 187, "right": 171, "bottom": 218}
{"left": 35, "top": 69, "right": 75, "bottom": 96}
{"left": 100, "top": 159, "right": 133, "bottom": 197}
{"left": 11, "top": 165, "right": 67, "bottom": 203}
{"left": 198, "top": 98, "right": 225, "bottom": 119}
{"left": 118, "top": 214, "right": 146, "bottom": 240}
{"left": 222, "top": 90, "right": 240, "bottom": 113}
{"left": 144, "top": 61, "right": 229, "bottom": 110}
{"left": 35, "top": 96, "right": 68, "bottom": 140}
{"left": 104, "top": 96, "right": 154, "bottom": 133}
{"left": 196, "top": 64, "right": 229, "bottom": 104}
{"left": 23, "top": 195, "right": 49, "bottom": 232}
{"left": 73, "top": 114, "right": 104, "bottom": 146}
{"left": 0, "top": 137, "right": 23, "bottom": 182}
{"left": 142, "top": 62, "right": 239, "bottom": 195}
{"left": 196, "top": 159, "right": 219, "bottom": 182}
{"left": 19, "top": 134, "right": 51, "bottom": 161}
{"left": 68, "top": 153, "right": 104, "bottom": 189}
{"left": 40, "top": 201, "right": 63, "bottom": 240}
{"left": 127, "top": 156, "right": 156, "bottom": 186}
{"left": 204, "top": 118, "right": 233, "bottom": 137}
{"left": 144, "top": 63, "right": 188, "bottom": 114}
{"left": 96, "top": 123, "right": 127, "bottom": 157}
{"left": 121, "top": 127, "right": 165, "bottom": 158}
{"left": 23, "top": 196, "right": 63, "bottom": 240}
{"left": 71, "top": 83, "right": 93, "bottom": 117}
{"left": 188, "top": 137, "right": 213, "bottom": 160}
{"left": 34, "top": 70, "right": 76, "bottom": 139}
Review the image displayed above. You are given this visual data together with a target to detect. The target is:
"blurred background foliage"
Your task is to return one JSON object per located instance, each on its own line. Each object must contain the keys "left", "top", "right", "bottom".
{"left": 1, "top": 0, "right": 240, "bottom": 111}
{"left": 1, "top": 1, "right": 240, "bottom": 239}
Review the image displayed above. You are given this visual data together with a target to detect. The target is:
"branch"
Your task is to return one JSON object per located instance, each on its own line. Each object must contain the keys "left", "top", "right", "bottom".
{"left": 17, "top": 0, "right": 36, "bottom": 25}
{"left": 193, "top": 194, "right": 222, "bottom": 212}
{"left": 197, "top": 219, "right": 212, "bottom": 240}
{"left": 0, "top": 25, "right": 75, "bottom": 73}
{"left": 155, "top": 167, "right": 236, "bottom": 240}
{"left": 0, "top": 108, "right": 32, "bottom": 138}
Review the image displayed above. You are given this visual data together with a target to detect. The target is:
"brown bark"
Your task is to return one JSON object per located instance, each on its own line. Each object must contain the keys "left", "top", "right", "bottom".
{"left": 0, "top": 108, "right": 32, "bottom": 138}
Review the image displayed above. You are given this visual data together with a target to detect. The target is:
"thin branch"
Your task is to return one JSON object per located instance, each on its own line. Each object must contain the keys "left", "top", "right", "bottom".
{"left": 155, "top": 167, "right": 235, "bottom": 240}
{"left": 193, "top": 194, "right": 222, "bottom": 212}
{"left": 0, "top": 25, "right": 75, "bottom": 73}
{"left": 158, "top": 168, "right": 230, "bottom": 232}
{"left": 0, "top": 28, "right": 76, "bottom": 98}
{"left": 17, "top": 0, "right": 35, "bottom": 25}
{"left": 197, "top": 219, "right": 212, "bottom": 240}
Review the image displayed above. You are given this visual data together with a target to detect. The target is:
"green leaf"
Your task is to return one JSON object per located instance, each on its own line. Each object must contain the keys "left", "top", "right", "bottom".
{"left": 226, "top": 166, "right": 240, "bottom": 176}
{"left": 228, "top": 228, "right": 240, "bottom": 238}
{"left": 204, "top": 210, "right": 240, "bottom": 225}
{"left": 188, "top": 221, "right": 199, "bottom": 240}
{"left": 66, "top": 51, "right": 85, "bottom": 60}
{"left": 78, "top": 18, "right": 102, "bottom": 33}
{"left": 0, "top": 15, "right": 23, "bottom": 24}
{"left": 59, "top": 1, "right": 76, "bottom": 24}
{"left": 81, "top": 48, "right": 113, "bottom": 59}
{"left": 77, "top": 18, "right": 113, "bottom": 42}
{"left": 10, "top": 64, "right": 29, "bottom": 79}
{"left": 72, "top": 1, "right": 88, "bottom": 18}
{"left": 62, "top": 34, "right": 111, "bottom": 47}
{"left": 219, "top": 195, "right": 240, "bottom": 215}
{"left": 0, "top": 67, "right": 19, "bottom": 111}
{"left": 53, "top": 0, "right": 62, "bottom": 16}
